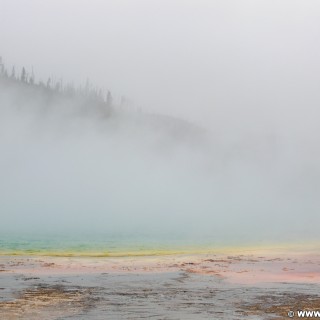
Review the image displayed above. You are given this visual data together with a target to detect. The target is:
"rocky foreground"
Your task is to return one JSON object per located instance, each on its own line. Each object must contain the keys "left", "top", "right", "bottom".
{"left": 0, "top": 248, "right": 320, "bottom": 319}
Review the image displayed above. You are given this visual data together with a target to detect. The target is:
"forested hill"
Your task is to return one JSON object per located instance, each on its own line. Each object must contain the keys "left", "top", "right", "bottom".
{"left": 0, "top": 59, "right": 112, "bottom": 118}
{"left": 0, "top": 57, "right": 205, "bottom": 143}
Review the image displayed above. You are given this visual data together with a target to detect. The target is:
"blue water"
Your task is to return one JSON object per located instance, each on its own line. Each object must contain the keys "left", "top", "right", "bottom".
{"left": 0, "top": 230, "right": 227, "bottom": 256}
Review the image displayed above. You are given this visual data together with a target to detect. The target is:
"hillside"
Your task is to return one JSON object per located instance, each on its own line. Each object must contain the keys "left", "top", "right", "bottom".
{"left": 0, "top": 59, "right": 205, "bottom": 145}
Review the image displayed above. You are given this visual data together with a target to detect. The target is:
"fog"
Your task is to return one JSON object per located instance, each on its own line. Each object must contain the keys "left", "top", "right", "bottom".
{"left": 0, "top": 0, "right": 320, "bottom": 246}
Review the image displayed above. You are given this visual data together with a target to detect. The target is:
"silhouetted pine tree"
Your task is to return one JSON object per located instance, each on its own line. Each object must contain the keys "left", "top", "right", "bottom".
{"left": 107, "top": 91, "right": 113, "bottom": 108}
{"left": 29, "top": 68, "right": 35, "bottom": 85}
{"left": 47, "top": 77, "right": 51, "bottom": 89}
{"left": 11, "top": 66, "right": 16, "bottom": 79}
{"left": 21, "top": 67, "right": 26, "bottom": 82}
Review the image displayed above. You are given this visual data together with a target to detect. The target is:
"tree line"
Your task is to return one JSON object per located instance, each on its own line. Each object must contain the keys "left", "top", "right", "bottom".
{"left": 0, "top": 56, "right": 113, "bottom": 110}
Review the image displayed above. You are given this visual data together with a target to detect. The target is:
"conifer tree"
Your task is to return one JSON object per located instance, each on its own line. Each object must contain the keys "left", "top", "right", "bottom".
{"left": 11, "top": 66, "right": 16, "bottom": 79}
{"left": 47, "top": 77, "right": 51, "bottom": 89}
{"left": 21, "top": 67, "right": 26, "bottom": 82}
{"left": 107, "top": 91, "right": 113, "bottom": 108}
{"left": 29, "top": 68, "right": 35, "bottom": 85}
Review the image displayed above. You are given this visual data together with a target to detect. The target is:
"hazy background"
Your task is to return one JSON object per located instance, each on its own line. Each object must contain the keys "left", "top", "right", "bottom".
{"left": 1, "top": 0, "right": 320, "bottom": 130}
{"left": 0, "top": 0, "right": 320, "bottom": 247}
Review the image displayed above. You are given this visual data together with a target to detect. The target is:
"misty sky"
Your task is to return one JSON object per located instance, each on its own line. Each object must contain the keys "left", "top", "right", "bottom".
{"left": 1, "top": 0, "right": 320, "bottom": 130}
{"left": 1, "top": 1, "right": 320, "bottom": 244}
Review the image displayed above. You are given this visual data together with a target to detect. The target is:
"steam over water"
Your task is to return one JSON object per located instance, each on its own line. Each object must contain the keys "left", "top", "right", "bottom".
{"left": 1, "top": 1, "right": 320, "bottom": 254}
{"left": 1, "top": 78, "right": 320, "bottom": 255}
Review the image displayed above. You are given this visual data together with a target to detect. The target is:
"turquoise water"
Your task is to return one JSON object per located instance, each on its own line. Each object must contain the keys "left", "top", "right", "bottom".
{"left": 1, "top": 230, "right": 316, "bottom": 257}
{"left": 0, "top": 231, "right": 226, "bottom": 256}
